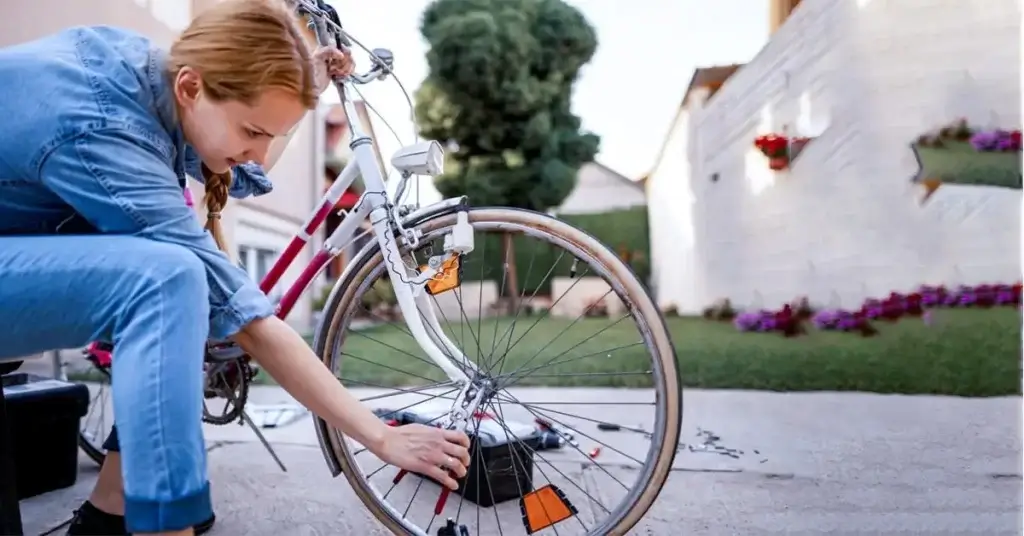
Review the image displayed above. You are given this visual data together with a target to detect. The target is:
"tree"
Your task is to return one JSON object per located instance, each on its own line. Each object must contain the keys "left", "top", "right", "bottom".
{"left": 414, "top": 0, "right": 600, "bottom": 308}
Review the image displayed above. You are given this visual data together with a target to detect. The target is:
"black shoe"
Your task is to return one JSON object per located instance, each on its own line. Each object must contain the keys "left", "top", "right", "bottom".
{"left": 66, "top": 501, "right": 126, "bottom": 536}
{"left": 66, "top": 501, "right": 217, "bottom": 535}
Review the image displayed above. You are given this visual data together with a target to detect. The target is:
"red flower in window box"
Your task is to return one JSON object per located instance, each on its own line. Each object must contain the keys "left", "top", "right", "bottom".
{"left": 768, "top": 156, "right": 789, "bottom": 171}
{"left": 754, "top": 134, "right": 811, "bottom": 171}
{"left": 754, "top": 134, "right": 789, "bottom": 158}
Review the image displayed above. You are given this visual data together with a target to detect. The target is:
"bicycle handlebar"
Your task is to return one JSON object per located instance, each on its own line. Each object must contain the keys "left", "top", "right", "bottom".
{"left": 293, "top": 0, "right": 394, "bottom": 87}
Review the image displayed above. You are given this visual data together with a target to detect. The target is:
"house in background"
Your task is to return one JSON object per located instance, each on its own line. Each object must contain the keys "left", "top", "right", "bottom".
{"left": 644, "top": 0, "right": 1020, "bottom": 314}
{"left": 643, "top": 64, "right": 742, "bottom": 313}
{"left": 553, "top": 161, "right": 646, "bottom": 215}
{"left": 0, "top": 0, "right": 326, "bottom": 332}
{"left": 0, "top": 0, "right": 189, "bottom": 49}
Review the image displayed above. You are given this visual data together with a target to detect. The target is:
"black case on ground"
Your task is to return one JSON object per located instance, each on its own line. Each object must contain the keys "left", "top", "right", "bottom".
{"left": 2, "top": 373, "right": 89, "bottom": 499}
{"left": 456, "top": 424, "right": 541, "bottom": 507}
{"left": 380, "top": 408, "right": 541, "bottom": 507}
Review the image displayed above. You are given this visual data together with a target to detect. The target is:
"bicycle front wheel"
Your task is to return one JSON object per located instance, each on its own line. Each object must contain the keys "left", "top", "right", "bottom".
{"left": 314, "top": 207, "right": 681, "bottom": 536}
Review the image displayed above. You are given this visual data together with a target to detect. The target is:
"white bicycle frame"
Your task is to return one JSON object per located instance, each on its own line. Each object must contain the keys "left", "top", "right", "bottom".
{"left": 318, "top": 84, "right": 477, "bottom": 384}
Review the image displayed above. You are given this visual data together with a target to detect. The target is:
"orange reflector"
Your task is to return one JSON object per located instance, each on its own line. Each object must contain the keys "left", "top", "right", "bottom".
{"left": 519, "top": 484, "right": 577, "bottom": 534}
{"left": 419, "top": 255, "right": 462, "bottom": 295}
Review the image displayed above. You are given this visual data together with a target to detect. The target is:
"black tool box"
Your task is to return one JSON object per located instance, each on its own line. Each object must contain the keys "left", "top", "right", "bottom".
{"left": 374, "top": 406, "right": 553, "bottom": 507}
{"left": 2, "top": 373, "right": 90, "bottom": 499}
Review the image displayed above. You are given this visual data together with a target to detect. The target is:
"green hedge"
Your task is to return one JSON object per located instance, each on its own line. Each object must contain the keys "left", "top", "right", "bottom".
{"left": 463, "top": 207, "right": 650, "bottom": 296}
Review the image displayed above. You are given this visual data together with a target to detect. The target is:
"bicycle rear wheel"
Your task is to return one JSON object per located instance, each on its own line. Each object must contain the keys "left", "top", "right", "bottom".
{"left": 314, "top": 207, "right": 681, "bottom": 535}
{"left": 75, "top": 347, "right": 113, "bottom": 466}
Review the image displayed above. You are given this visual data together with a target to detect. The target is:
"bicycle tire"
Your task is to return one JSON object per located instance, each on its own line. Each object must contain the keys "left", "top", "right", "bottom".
{"left": 78, "top": 364, "right": 111, "bottom": 466}
{"left": 313, "top": 207, "right": 681, "bottom": 536}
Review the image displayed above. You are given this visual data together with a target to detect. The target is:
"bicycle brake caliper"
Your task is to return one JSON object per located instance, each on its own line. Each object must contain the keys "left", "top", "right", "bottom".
{"left": 430, "top": 380, "right": 487, "bottom": 515}
{"left": 439, "top": 380, "right": 487, "bottom": 434}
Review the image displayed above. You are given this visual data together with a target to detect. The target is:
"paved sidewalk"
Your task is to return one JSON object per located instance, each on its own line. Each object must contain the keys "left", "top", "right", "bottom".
{"left": 18, "top": 387, "right": 1024, "bottom": 535}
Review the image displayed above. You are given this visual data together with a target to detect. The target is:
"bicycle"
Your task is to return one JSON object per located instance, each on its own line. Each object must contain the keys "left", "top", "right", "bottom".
{"left": 73, "top": 1, "right": 683, "bottom": 534}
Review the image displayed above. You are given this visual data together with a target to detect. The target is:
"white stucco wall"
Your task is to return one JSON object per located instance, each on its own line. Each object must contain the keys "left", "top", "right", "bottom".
{"left": 649, "top": 0, "right": 1021, "bottom": 312}
{"left": 647, "top": 108, "right": 703, "bottom": 312}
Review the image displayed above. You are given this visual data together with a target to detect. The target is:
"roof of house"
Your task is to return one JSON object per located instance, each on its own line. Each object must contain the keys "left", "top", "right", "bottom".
{"left": 681, "top": 63, "right": 744, "bottom": 106}
{"left": 638, "top": 63, "right": 745, "bottom": 185}
{"left": 586, "top": 160, "right": 645, "bottom": 191}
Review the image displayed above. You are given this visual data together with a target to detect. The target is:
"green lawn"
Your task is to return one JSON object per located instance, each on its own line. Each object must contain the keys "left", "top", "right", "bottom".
{"left": 287, "top": 308, "right": 1021, "bottom": 397}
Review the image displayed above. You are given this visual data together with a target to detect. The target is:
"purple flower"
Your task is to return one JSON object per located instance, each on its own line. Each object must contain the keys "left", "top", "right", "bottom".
{"left": 970, "top": 131, "right": 1000, "bottom": 151}
{"left": 835, "top": 314, "right": 859, "bottom": 331}
{"left": 921, "top": 291, "right": 941, "bottom": 307}
{"left": 996, "top": 289, "right": 1014, "bottom": 304}
{"left": 971, "top": 130, "right": 1019, "bottom": 152}
{"left": 812, "top": 310, "right": 839, "bottom": 329}
{"left": 733, "top": 312, "right": 763, "bottom": 331}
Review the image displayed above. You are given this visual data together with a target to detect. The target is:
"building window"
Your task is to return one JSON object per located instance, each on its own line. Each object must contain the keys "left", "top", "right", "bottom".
{"left": 238, "top": 245, "right": 281, "bottom": 301}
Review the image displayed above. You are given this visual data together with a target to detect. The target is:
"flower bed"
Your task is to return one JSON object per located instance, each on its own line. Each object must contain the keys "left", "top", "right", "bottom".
{"left": 732, "top": 283, "right": 1022, "bottom": 337}
{"left": 913, "top": 118, "right": 1022, "bottom": 194}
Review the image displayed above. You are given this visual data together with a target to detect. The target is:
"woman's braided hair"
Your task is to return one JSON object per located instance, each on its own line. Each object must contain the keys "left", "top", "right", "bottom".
{"left": 201, "top": 164, "right": 233, "bottom": 251}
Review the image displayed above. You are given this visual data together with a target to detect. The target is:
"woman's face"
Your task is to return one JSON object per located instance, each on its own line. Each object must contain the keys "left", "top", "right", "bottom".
{"left": 173, "top": 67, "right": 307, "bottom": 174}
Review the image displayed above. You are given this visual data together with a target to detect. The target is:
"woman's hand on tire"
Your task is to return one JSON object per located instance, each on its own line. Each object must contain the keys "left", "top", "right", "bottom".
{"left": 378, "top": 424, "right": 471, "bottom": 490}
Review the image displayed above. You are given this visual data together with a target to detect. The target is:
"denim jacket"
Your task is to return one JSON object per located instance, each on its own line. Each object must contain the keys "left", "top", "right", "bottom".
{"left": 0, "top": 26, "right": 276, "bottom": 339}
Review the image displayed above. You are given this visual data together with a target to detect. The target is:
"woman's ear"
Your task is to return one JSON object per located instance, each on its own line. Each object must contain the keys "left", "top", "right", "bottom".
{"left": 173, "top": 66, "right": 203, "bottom": 108}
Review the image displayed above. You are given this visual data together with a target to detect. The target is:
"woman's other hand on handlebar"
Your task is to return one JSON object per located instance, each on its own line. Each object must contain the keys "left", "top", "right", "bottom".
{"left": 379, "top": 424, "right": 472, "bottom": 490}
{"left": 313, "top": 46, "right": 355, "bottom": 94}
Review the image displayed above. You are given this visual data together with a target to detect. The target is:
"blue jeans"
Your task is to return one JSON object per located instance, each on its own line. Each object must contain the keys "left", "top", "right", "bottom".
{"left": 0, "top": 234, "right": 213, "bottom": 532}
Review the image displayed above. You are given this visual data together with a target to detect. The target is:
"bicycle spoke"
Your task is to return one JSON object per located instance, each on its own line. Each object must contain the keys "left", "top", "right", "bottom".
{"left": 489, "top": 400, "right": 581, "bottom": 535}
{"left": 498, "top": 391, "right": 647, "bottom": 472}
{"left": 487, "top": 400, "right": 611, "bottom": 517}
{"left": 498, "top": 341, "right": 646, "bottom": 384}
{"left": 352, "top": 380, "right": 457, "bottom": 403}
{"left": 486, "top": 249, "right": 568, "bottom": 376}
{"left": 486, "top": 264, "right": 592, "bottom": 376}
{"left": 340, "top": 351, "right": 440, "bottom": 384}
{"left": 491, "top": 290, "right": 617, "bottom": 385}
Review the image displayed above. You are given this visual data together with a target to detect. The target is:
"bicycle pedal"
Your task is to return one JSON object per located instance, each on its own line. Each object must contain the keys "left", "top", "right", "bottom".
{"left": 437, "top": 518, "right": 469, "bottom": 536}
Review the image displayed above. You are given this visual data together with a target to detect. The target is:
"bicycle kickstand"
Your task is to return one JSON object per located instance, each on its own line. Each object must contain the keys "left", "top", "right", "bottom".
{"left": 437, "top": 518, "right": 470, "bottom": 536}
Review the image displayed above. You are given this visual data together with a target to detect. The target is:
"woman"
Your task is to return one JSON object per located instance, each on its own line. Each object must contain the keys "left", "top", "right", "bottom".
{"left": 0, "top": 1, "right": 471, "bottom": 535}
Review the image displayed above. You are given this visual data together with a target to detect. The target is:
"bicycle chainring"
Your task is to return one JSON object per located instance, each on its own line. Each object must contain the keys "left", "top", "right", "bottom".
{"left": 202, "top": 358, "right": 254, "bottom": 426}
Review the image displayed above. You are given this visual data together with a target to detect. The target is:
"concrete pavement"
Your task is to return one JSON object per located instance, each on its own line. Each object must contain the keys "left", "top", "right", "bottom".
{"left": 15, "top": 383, "right": 1024, "bottom": 535}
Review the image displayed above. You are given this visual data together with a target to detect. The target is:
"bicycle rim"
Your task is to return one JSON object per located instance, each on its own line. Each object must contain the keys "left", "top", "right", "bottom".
{"left": 314, "top": 207, "right": 681, "bottom": 536}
